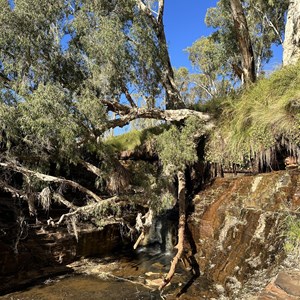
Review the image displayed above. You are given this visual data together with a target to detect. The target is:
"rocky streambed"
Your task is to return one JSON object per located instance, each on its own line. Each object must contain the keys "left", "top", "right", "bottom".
{"left": 1, "top": 170, "right": 300, "bottom": 299}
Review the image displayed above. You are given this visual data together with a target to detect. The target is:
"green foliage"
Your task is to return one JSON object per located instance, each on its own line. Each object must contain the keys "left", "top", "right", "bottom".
{"left": 187, "top": 36, "right": 225, "bottom": 78}
{"left": 105, "top": 130, "right": 145, "bottom": 153}
{"left": 127, "top": 159, "right": 176, "bottom": 215}
{"left": 284, "top": 215, "right": 300, "bottom": 258}
{"left": 194, "top": 94, "right": 229, "bottom": 117}
{"left": 156, "top": 117, "right": 206, "bottom": 174}
{"left": 0, "top": 0, "right": 82, "bottom": 93}
{"left": 150, "top": 190, "right": 176, "bottom": 215}
{"left": 188, "top": 0, "right": 288, "bottom": 86}
{"left": 206, "top": 62, "right": 300, "bottom": 165}
{"left": 0, "top": 0, "right": 174, "bottom": 173}
{"left": 104, "top": 125, "right": 167, "bottom": 153}
{"left": 173, "top": 65, "right": 232, "bottom": 105}
{"left": 183, "top": 0, "right": 288, "bottom": 102}
{"left": 19, "top": 84, "right": 80, "bottom": 158}
{"left": 71, "top": 0, "right": 164, "bottom": 102}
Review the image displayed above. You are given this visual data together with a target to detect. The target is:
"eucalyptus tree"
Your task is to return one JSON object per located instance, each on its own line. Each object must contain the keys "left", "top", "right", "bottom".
{"left": 156, "top": 116, "right": 206, "bottom": 290}
{"left": 188, "top": 0, "right": 288, "bottom": 87}
{"left": 0, "top": 0, "right": 209, "bottom": 172}
{"left": 185, "top": 37, "right": 233, "bottom": 102}
{"left": 0, "top": 0, "right": 211, "bottom": 290}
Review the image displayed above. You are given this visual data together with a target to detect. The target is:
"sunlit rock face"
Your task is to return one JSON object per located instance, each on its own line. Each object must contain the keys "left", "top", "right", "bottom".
{"left": 188, "top": 170, "right": 300, "bottom": 297}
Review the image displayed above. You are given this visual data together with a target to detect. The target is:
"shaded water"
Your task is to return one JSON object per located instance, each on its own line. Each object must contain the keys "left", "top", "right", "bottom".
{"left": 0, "top": 249, "right": 213, "bottom": 300}
{"left": 1, "top": 275, "right": 158, "bottom": 300}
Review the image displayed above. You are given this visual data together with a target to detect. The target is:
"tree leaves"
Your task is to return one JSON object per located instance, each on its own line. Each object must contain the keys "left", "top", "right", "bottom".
{"left": 156, "top": 116, "right": 205, "bottom": 175}
{"left": 189, "top": 0, "right": 288, "bottom": 85}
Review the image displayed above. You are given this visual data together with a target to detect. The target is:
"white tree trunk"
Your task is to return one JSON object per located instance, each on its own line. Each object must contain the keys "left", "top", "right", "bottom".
{"left": 283, "top": 0, "right": 300, "bottom": 65}
{"left": 159, "top": 170, "right": 186, "bottom": 291}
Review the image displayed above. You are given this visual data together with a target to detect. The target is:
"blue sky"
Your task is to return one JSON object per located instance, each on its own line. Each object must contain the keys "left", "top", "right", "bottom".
{"left": 164, "top": 0, "right": 218, "bottom": 70}
{"left": 163, "top": 0, "right": 283, "bottom": 72}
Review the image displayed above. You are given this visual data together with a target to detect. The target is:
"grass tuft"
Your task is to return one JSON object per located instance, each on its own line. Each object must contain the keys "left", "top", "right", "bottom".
{"left": 206, "top": 61, "right": 300, "bottom": 167}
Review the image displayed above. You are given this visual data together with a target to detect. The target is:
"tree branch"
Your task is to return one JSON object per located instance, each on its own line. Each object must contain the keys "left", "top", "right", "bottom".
{"left": 52, "top": 192, "right": 78, "bottom": 210}
{"left": 159, "top": 170, "right": 186, "bottom": 290}
{"left": 121, "top": 84, "right": 137, "bottom": 108}
{"left": 0, "top": 162, "right": 103, "bottom": 202}
{"left": 101, "top": 98, "right": 131, "bottom": 115}
{"left": 157, "top": 0, "right": 164, "bottom": 24}
{"left": 56, "top": 196, "right": 119, "bottom": 225}
{"left": 253, "top": 5, "right": 283, "bottom": 44}
{"left": 99, "top": 108, "right": 211, "bottom": 132}
{"left": 79, "top": 160, "right": 102, "bottom": 177}
{"left": 0, "top": 180, "right": 27, "bottom": 199}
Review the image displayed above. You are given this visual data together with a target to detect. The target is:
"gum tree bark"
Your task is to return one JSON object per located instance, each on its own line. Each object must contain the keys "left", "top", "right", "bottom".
{"left": 159, "top": 170, "right": 186, "bottom": 291}
{"left": 230, "top": 0, "right": 256, "bottom": 84}
{"left": 137, "top": 0, "right": 184, "bottom": 109}
{"left": 283, "top": 0, "right": 300, "bottom": 65}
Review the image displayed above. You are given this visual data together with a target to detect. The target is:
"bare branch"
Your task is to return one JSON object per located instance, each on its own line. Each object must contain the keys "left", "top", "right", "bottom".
{"left": 56, "top": 196, "right": 119, "bottom": 225}
{"left": 0, "top": 180, "right": 27, "bottom": 199}
{"left": 52, "top": 192, "right": 78, "bottom": 210}
{"left": 79, "top": 160, "right": 102, "bottom": 177}
{"left": 0, "top": 162, "right": 103, "bottom": 202}
{"left": 121, "top": 84, "right": 137, "bottom": 108}
{"left": 253, "top": 5, "right": 283, "bottom": 44}
{"left": 192, "top": 80, "right": 213, "bottom": 98}
{"left": 100, "top": 108, "right": 211, "bottom": 132}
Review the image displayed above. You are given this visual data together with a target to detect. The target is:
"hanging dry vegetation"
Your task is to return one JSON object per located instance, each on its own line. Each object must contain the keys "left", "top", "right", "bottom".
{"left": 206, "top": 61, "right": 300, "bottom": 170}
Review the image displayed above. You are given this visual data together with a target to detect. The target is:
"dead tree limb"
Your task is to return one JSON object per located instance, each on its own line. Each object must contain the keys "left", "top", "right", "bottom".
{"left": 52, "top": 192, "right": 78, "bottom": 210}
{"left": 0, "top": 162, "right": 102, "bottom": 202}
{"left": 100, "top": 108, "right": 211, "bottom": 132}
{"left": 56, "top": 196, "right": 120, "bottom": 225}
{"left": 0, "top": 180, "right": 28, "bottom": 199}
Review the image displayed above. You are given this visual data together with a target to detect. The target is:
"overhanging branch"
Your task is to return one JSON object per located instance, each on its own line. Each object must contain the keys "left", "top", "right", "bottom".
{"left": 100, "top": 108, "right": 211, "bottom": 132}
{"left": 0, "top": 162, "right": 102, "bottom": 202}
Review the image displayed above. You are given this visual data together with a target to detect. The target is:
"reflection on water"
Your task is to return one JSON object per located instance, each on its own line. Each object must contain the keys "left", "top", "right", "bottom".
{"left": 0, "top": 249, "right": 169, "bottom": 300}
{"left": 0, "top": 248, "right": 212, "bottom": 300}
{"left": 2, "top": 275, "right": 159, "bottom": 300}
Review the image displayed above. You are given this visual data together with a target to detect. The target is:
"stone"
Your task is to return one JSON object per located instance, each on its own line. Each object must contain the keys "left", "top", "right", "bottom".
{"left": 258, "top": 282, "right": 297, "bottom": 300}
{"left": 275, "top": 271, "right": 300, "bottom": 297}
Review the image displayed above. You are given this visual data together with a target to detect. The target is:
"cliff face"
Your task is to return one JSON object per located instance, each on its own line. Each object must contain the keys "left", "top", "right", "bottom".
{"left": 188, "top": 170, "right": 300, "bottom": 298}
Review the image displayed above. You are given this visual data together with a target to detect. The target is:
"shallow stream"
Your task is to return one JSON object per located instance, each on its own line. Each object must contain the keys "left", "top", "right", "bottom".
{"left": 0, "top": 248, "right": 214, "bottom": 300}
